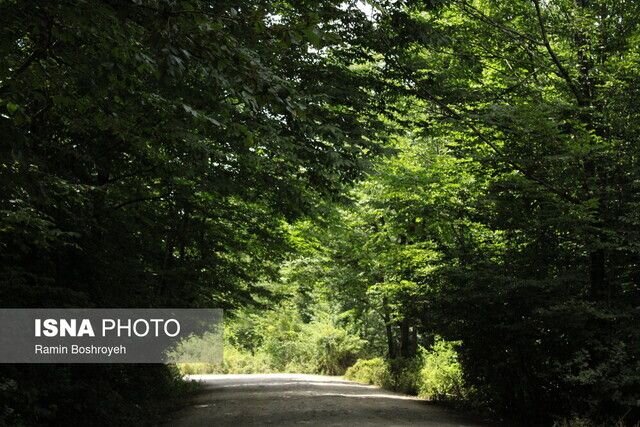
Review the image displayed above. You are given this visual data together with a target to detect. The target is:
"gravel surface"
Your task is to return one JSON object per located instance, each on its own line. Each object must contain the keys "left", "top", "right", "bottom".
{"left": 168, "top": 374, "right": 486, "bottom": 426}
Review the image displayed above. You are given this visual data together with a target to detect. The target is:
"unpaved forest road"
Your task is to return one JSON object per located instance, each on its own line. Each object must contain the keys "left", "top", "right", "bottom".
{"left": 169, "top": 374, "right": 486, "bottom": 426}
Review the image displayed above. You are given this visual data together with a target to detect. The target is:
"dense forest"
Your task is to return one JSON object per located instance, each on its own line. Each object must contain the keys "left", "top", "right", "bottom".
{"left": 1, "top": 0, "right": 639, "bottom": 425}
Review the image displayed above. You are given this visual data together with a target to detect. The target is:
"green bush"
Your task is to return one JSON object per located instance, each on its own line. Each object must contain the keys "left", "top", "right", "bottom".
{"left": 178, "top": 307, "right": 364, "bottom": 376}
{"left": 344, "top": 357, "right": 418, "bottom": 393}
{"left": 344, "top": 357, "right": 392, "bottom": 387}
{"left": 391, "top": 357, "right": 424, "bottom": 395}
{"left": 178, "top": 345, "right": 274, "bottom": 375}
{"left": 418, "top": 339, "right": 465, "bottom": 400}
{"left": 223, "top": 347, "right": 274, "bottom": 374}
{"left": 309, "top": 321, "right": 365, "bottom": 375}
{"left": 345, "top": 339, "right": 467, "bottom": 400}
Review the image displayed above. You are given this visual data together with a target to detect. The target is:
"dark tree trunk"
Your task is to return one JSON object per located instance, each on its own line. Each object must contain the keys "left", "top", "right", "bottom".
{"left": 382, "top": 298, "right": 396, "bottom": 359}
{"left": 399, "top": 318, "right": 412, "bottom": 358}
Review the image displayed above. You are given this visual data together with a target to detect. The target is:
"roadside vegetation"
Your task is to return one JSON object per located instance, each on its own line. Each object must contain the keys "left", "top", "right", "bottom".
{"left": 179, "top": 306, "right": 467, "bottom": 401}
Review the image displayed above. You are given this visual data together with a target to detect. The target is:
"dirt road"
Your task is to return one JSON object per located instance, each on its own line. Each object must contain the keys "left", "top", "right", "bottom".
{"left": 168, "top": 374, "right": 485, "bottom": 426}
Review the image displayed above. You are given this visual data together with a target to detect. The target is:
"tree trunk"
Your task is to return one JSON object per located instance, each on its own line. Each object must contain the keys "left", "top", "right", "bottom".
{"left": 382, "top": 297, "right": 396, "bottom": 359}
{"left": 399, "top": 318, "right": 412, "bottom": 358}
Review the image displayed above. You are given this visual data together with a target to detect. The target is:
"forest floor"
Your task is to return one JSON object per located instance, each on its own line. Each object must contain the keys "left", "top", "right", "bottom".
{"left": 167, "top": 373, "right": 486, "bottom": 426}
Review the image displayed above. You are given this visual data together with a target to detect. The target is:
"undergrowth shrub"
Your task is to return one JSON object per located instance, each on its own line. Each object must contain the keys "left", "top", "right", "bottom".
{"left": 310, "top": 322, "right": 365, "bottom": 375}
{"left": 344, "top": 357, "right": 391, "bottom": 387}
{"left": 345, "top": 338, "right": 466, "bottom": 400}
{"left": 178, "top": 306, "right": 364, "bottom": 376}
{"left": 419, "top": 339, "right": 465, "bottom": 400}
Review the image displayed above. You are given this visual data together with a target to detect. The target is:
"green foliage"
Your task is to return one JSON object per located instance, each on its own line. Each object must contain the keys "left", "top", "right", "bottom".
{"left": 2, "top": 0, "right": 640, "bottom": 424}
{"left": 0, "top": 0, "right": 383, "bottom": 423}
{"left": 218, "top": 346, "right": 274, "bottom": 375}
{"left": 309, "top": 0, "right": 640, "bottom": 422}
{"left": 309, "top": 320, "right": 365, "bottom": 375}
{"left": 387, "top": 357, "right": 425, "bottom": 395}
{"left": 345, "top": 341, "right": 466, "bottom": 399}
{"left": 418, "top": 339, "right": 465, "bottom": 401}
{"left": 345, "top": 357, "right": 393, "bottom": 388}
{"left": 329, "top": 128, "right": 640, "bottom": 422}
{"left": 179, "top": 305, "right": 364, "bottom": 376}
{"left": 179, "top": 346, "right": 273, "bottom": 376}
